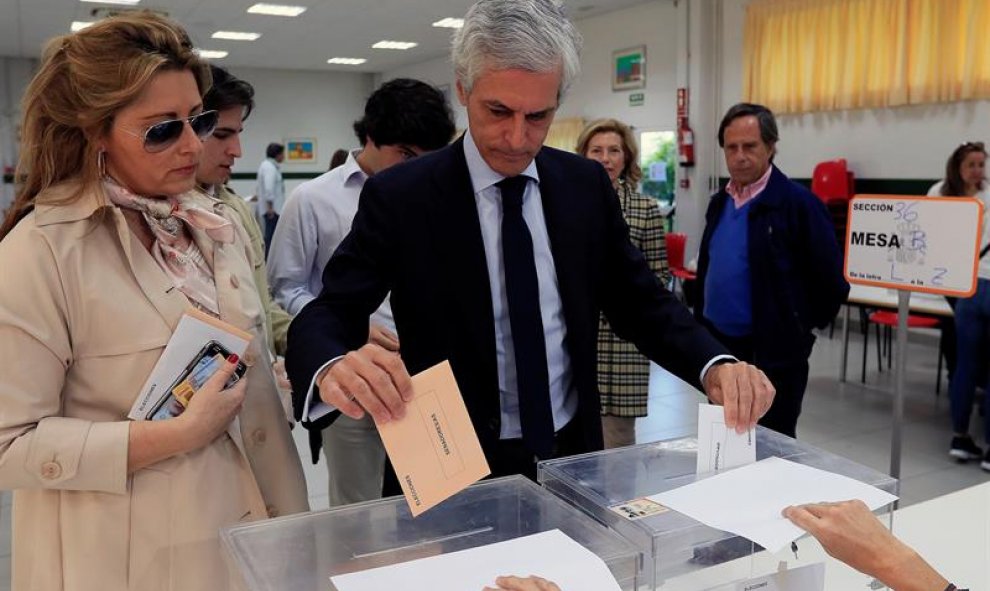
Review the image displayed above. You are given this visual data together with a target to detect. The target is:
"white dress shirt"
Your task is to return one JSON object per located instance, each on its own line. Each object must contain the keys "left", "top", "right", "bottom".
{"left": 462, "top": 131, "right": 578, "bottom": 439}
{"left": 255, "top": 157, "right": 285, "bottom": 217}
{"left": 267, "top": 150, "right": 395, "bottom": 330}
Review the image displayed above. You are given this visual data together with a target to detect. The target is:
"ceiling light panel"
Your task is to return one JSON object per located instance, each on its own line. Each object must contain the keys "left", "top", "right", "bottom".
{"left": 327, "top": 57, "right": 367, "bottom": 65}
{"left": 432, "top": 18, "right": 464, "bottom": 28}
{"left": 372, "top": 40, "right": 418, "bottom": 50}
{"left": 212, "top": 31, "right": 262, "bottom": 41}
{"left": 71, "top": 21, "right": 95, "bottom": 32}
{"left": 196, "top": 49, "right": 229, "bottom": 59}
{"left": 80, "top": 0, "right": 141, "bottom": 5}
{"left": 247, "top": 3, "right": 307, "bottom": 17}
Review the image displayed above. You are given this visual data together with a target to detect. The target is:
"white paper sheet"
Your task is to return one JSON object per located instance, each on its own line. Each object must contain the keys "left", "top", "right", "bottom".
{"left": 696, "top": 403, "right": 755, "bottom": 474}
{"left": 650, "top": 457, "right": 898, "bottom": 553}
{"left": 329, "top": 529, "right": 622, "bottom": 591}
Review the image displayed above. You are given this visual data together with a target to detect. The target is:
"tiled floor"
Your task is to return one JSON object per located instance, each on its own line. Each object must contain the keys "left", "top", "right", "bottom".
{"left": 1, "top": 312, "right": 987, "bottom": 587}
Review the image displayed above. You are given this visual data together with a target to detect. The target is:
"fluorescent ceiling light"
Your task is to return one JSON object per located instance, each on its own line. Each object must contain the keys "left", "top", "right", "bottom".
{"left": 247, "top": 3, "right": 307, "bottom": 17}
{"left": 327, "top": 57, "right": 367, "bottom": 65}
{"left": 432, "top": 17, "right": 464, "bottom": 28}
{"left": 196, "top": 49, "right": 229, "bottom": 59}
{"left": 372, "top": 40, "right": 418, "bottom": 50}
{"left": 212, "top": 31, "right": 262, "bottom": 41}
{"left": 71, "top": 21, "right": 95, "bottom": 32}
{"left": 80, "top": 0, "right": 140, "bottom": 4}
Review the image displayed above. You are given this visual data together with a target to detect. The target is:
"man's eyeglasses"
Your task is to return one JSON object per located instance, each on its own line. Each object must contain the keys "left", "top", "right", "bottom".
{"left": 119, "top": 110, "right": 219, "bottom": 153}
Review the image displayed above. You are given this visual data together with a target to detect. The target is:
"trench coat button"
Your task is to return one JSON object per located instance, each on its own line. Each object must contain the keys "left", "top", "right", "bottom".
{"left": 252, "top": 428, "right": 267, "bottom": 446}
{"left": 230, "top": 275, "right": 240, "bottom": 289}
{"left": 40, "top": 461, "right": 62, "bottom": 480}
{"left": 266, "top": 504, "right": 280, "bottom": 518}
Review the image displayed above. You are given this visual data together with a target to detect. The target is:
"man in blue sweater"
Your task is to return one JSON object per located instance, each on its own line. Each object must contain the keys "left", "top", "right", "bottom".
{"left": 695, "top": 103, "right": 849, "bottom": 437}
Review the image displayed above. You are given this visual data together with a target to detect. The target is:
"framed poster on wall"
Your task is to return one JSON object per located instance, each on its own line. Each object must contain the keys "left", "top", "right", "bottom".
{"left": 612, "top": 45, "right": 646, "bottom": 91}
{"left": 285, "top": 138, "right": 317, "bottom": 163}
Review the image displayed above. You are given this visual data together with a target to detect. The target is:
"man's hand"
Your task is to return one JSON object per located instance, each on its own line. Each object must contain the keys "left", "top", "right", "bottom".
{"left": 702, "top": 361, "right": 775, "bottom": 433}
{"left": 317, "top": 343, "right": 414, "bottom": 424}
{"left": 483, "top": 576, "right": 561, "bottom": 591}
{"left": 783, "top": 500, "right": 948, "bottom": 591}
{"left": 368, "top": 323, "right": 400, "bottom": 352}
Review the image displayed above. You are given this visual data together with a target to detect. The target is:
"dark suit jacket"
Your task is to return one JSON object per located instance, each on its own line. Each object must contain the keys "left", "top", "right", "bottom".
{"left": 286, "top": 136, "right": 728, "bottom": 460}
{"left": 695, "top": 165, "right": 849, "bottom": 368}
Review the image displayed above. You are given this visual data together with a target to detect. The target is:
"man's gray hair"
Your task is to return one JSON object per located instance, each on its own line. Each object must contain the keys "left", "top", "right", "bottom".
{"left": 452, "top": 0, "right": 583, "bottom": 98}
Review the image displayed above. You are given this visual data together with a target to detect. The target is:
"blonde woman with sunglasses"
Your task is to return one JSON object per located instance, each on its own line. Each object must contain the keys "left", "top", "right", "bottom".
{"left": 0, "top": 13, "right": 308, "bottom": 590}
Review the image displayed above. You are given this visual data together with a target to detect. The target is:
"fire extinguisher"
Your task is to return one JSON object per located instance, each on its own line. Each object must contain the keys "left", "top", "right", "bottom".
{"left": 677, "top": 120, "right": 695, "bottom": 167}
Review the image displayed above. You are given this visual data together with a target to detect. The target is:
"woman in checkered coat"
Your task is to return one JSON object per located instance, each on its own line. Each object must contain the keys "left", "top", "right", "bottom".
{"left": 577, "top": 119, "right": 670, "bottom": 449}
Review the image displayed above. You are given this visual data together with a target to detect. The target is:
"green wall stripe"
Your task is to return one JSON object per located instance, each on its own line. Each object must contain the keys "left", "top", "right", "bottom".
{"left": 718, "top": 177, "right": 938, "bottom": 196}
{"left": 229, "top": 171, "right": 324, "bottom": 181}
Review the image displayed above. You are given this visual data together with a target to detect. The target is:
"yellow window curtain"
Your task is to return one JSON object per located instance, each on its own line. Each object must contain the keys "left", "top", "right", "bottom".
{"left": 543, "top": 117, "right": 586, "bottom": 152}
{"left": 743, "top": 0, "right": 990, "bottom": 114}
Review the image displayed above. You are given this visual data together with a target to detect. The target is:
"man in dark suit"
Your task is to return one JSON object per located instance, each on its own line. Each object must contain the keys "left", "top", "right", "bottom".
{"left": 695, "top": 103, "right": 849, "bottom": 438}
{"left": 286, "top": 0, "right": 776, "bottom": 489}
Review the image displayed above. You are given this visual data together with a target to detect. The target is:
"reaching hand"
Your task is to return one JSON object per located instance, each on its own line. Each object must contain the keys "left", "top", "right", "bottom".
{"left": 483, "top": 575, "right": 562, "bottom": 591}
{"left": 317, "top": 344, "right": 414, "bottom": 424}
{"left": 702, "top": 361, "right": 775, "bottom": 433}
{"left": 783, "top": 500, "right": 949, "bottom": 591}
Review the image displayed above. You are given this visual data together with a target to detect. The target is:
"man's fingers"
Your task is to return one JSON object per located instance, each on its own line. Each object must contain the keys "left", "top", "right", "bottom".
{"left": 783, "top": 504, "right": 821, "bottom": 532}
{"left": 719, "top": 367, "right": 739, "bottom": 430}
{"left": 735, "top": 365, "right": 755, "bottom": 432}
{"left": 320, "top": 378, "right": 365, "bottom": 419}
{"left": 376, "top": 351, "right": 415, "bottom": 402}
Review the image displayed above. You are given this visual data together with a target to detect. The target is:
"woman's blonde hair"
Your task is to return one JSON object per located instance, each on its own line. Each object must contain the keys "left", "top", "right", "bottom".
{"left": 574, "top": 118, "right": 642, "bottom": 186}
{"left": 0, "top": 12, "right": 210, "bottom": 239}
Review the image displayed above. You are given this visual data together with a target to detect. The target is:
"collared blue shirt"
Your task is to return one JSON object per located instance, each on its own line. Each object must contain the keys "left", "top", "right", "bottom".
{"left": 462, "top": 131, "right": 578, "bottom": 440}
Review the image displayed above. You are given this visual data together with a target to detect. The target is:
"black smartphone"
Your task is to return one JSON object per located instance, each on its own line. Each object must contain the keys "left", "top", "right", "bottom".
{"left": 147, "top": 340, "right": 248, "bottom": 421}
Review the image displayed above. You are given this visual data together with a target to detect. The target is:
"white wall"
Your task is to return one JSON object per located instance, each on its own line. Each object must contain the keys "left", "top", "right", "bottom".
{"left": 225, "top": 66, "right": 374, "bottom": 197}
{"left": 0, "top": 60, "right": 374, "bottom": 207}
{"left": 379, "top": 1, "right": 681, "bottom": 136}
{"left": 720, "top": 0, "right": 990, "bottom": 181}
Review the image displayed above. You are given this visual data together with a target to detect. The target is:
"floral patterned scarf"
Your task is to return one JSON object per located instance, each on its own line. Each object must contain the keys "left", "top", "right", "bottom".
{"left": 104, "top": 178, "right": 234, "bottom": 316}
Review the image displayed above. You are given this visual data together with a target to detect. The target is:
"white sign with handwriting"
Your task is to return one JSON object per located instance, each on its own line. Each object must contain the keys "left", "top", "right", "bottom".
{"left": 844, "top": 195, "right": 983, "bottom": 297}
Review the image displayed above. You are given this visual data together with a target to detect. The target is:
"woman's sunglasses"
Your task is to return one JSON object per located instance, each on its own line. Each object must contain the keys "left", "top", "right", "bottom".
{"left": 120, "top": 110, "right": 219, "bottom": 153}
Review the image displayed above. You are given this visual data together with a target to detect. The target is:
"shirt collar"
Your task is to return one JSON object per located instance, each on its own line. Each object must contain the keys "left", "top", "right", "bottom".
{"left": 726, "top": 164, "right": 773, "bottom": 208}
{"left": 340, "top": 149, "right": 369, "bottom": 187}
{"left": 463, "top": 130, "right": 539, "bottom": 195}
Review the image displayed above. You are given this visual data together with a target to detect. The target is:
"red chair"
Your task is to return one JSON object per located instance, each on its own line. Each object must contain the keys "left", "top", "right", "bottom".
{"left": 864, "top": 310, "right": 944, "bottom": 395}
{"left": 665, "top": 232, "right": 696, "bottom": 298}
{"left": 811, "top": 159, "right": 853, "bottom": 204}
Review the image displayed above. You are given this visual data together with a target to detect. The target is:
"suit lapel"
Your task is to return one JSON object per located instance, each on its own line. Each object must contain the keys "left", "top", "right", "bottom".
{"left": 427, "top": 139, "right": 498, "bottom": 371}
{"left": 535, "top": 150, "right": 586, "bottom": 312}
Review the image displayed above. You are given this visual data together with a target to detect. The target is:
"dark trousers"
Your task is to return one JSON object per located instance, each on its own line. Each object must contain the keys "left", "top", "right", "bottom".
{"left": 382, "top": 417, "right": 586, "bottom": 497}
{"left": 705, "top": 325, "right": 809, "bottom": 438}
{"left": 949, "top": 278, "right": 990, "bottom": 444}
{"left": 263, "top": 212, "right": 279, "bottom": 258}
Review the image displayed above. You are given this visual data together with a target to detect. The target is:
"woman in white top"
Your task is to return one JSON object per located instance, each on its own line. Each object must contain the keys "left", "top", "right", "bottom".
{"left": 927, "top": 142, "right": 990, "bottom": 470}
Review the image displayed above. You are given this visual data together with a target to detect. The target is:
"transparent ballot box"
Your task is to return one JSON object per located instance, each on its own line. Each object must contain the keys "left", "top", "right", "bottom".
{"left": 537, "top": 427, "right": 898, "bottom": 590}
{"left": 221, "top": 475, "right": 641, "bottom": 591}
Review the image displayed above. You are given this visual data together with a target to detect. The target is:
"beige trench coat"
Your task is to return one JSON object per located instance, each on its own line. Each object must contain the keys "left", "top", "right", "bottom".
{"left": 0, "top": 182, "right": 309, "bottom": 590}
